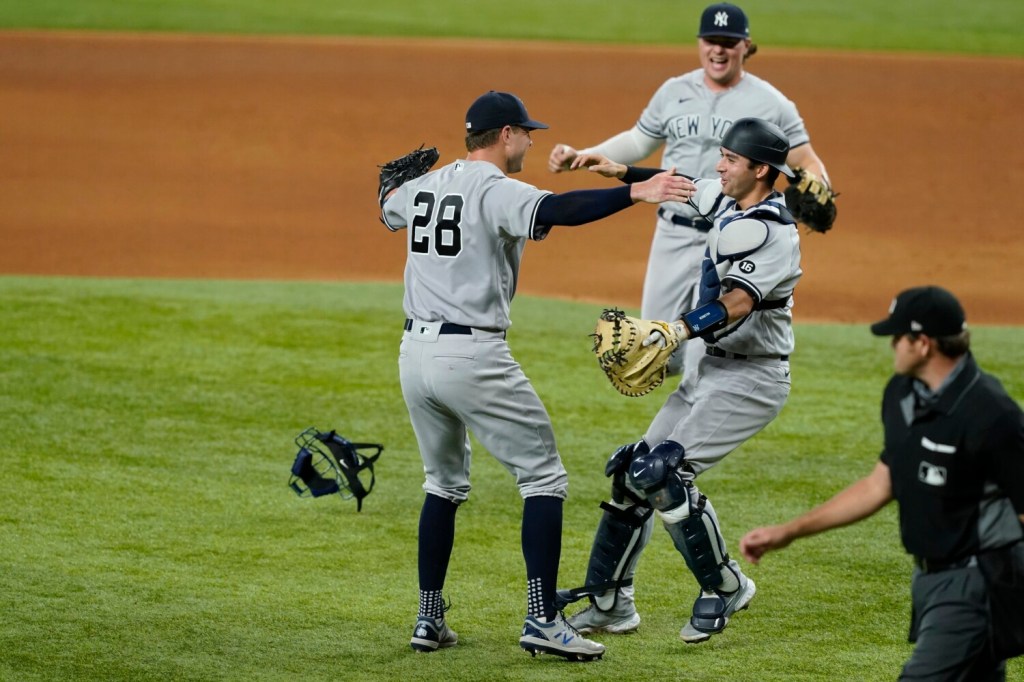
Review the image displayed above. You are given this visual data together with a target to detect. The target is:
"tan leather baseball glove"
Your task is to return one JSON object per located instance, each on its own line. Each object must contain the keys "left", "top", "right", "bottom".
{"left": 592, "top": 308, "right": 683, "bottom": 397}
{"left": 783, "top": 168, "right": 837, "bottom": 233}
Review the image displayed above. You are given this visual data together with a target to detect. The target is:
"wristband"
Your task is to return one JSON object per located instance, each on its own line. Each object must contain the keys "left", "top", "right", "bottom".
{"left": 681, "top": 300, "right": 729, "bottom": 339}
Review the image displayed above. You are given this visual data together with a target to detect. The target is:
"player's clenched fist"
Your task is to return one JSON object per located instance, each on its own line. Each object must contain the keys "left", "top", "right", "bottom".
{"left": 629, "top": 167, "right": 696, "bottom": 204}
{"left": 548, "top": 143, "right": 578, "bottom": 173}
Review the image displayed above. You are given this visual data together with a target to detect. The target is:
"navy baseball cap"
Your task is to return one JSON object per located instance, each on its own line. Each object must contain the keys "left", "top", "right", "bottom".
{"left": 465, "top": 91, "right": 549, "bottom": 133}
{"left": 698, "top": 3, "right": 750, "bottom": 39}
{"left": 870, "top": 286, "right": 967, "bottom": 337}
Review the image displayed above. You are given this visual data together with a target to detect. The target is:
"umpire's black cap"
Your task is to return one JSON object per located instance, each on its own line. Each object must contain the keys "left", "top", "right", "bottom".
{"left": 870, "top": 286, "right": 967, "bottom": 337}
{"left": 465, "top": 91, "right": 549, "bottom": 133}
{"left": 698, "top": 3, "right": 750, "bottom": 39}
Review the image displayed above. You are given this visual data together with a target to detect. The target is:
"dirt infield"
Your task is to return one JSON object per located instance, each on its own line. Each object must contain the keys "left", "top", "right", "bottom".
{"left": 1, "top": 31, "right": 1022, "bottom": 324}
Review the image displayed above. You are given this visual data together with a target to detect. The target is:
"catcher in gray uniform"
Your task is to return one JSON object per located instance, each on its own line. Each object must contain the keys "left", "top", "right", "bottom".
{"left": 549, "top": 2, "right": 830, "bottom": 403}
{"left": 379, "top": 90, "right": 693, "bottom": 660}
{"left": 560, "top": 118, "right": 801, "bottom": 644}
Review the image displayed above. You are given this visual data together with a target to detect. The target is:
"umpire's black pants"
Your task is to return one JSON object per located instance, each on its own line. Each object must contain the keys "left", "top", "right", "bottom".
{"left": 900, "top": 563, "right": 1005, "bottom": 681}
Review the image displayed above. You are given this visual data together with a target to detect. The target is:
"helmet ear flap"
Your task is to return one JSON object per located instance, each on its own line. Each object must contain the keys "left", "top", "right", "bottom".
{"left": 289, "top": 427, "right": 384, "bottom": 511}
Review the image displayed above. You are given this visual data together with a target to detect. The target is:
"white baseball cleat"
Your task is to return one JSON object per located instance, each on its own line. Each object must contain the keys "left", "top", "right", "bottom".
{"left": 519, "top": 613, "right": 606, "bottom": 661}
{"left": 567, "top": 604, "right": 641, "bottom": 635}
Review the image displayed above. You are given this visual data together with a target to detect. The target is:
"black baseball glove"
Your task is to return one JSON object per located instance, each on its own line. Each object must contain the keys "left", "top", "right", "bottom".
{"left": 377, "top": 144, "right": 440, "bottom": 208}
{"left": 784, "top": 168, "right": 837, "bottom": 233}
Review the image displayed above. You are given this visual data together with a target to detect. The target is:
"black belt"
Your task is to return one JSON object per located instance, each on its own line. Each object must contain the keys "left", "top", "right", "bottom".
{"left": 404, "top": 319, "right": 472, "bottom": 335}
{"left": 914, "top": 555, "right": 977, "bottom": 574}
{"left": 658, "top": 207, "right": 712, "bottom": 232}
{"left": 706, "top": 346, "right": 789, "bottom": 361}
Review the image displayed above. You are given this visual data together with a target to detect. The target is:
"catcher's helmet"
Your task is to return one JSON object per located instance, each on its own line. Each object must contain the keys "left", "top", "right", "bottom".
{"left": 289, "top": 427, "right": 383, "bottom": 511}
{"left": 721, "top": 118, "right": 794, "bottom": 178}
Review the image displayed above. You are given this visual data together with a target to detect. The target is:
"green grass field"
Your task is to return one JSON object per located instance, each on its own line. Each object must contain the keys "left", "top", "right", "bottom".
{"left": 2, "top": 1, "right": 1023, "bottom": 679}
{"left": 1, "top": 0, "right": 1023, "bottom": 55}
{"left": 1, "top": 277, "right": 1021, "bottom": 680}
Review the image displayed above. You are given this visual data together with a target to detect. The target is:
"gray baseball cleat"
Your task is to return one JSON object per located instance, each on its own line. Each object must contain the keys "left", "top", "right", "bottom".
{"left": 679, "top": 577, "right": 756, "bottom": 643}
{"left": 410, "top": 615, "right": 458, "bottom": 652}
{"left": 520, "top": 613, "right": 606, "bottom": 661}
{"left": 567, "top": 603, "right": 641, "bottom": 635}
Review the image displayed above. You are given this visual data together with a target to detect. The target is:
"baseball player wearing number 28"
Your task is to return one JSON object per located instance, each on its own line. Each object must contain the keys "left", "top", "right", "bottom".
{"left": 379, "top": 91, "right": 693, "bottom": 660}
{"left": 561, "top": 118, "right": 801, "bottom": 644}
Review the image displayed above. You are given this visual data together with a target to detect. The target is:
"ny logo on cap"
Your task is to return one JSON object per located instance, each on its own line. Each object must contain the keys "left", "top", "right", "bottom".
{"left": 714, "top": 11, "right": 729, "bottom": 27}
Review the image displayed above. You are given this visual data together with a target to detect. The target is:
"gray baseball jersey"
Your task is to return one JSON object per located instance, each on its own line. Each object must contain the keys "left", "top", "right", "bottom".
{"left": 382, "top": 159, "right": 552, "bottom": 330}
{"left": 630, "top": 69, "right": 808, "bottom": 326}
{"left": 645, "top": 187, "right": 799, "bottom": 460}
{"left": 638, "top": 69, "right": 809, "bottom": 220}
{"left": 630, "top": 69, "right": 810, "bottom": 411}
{"left": 382, "top": 159, "right": 567, "bottom": 503}
{"left": 697, "top": 191, "right": 801, "bottom": 357}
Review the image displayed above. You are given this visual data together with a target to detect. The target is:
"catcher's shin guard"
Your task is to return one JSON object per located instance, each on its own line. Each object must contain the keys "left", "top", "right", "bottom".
{"left": 663, "top": 493, "right": 729, "bottom": 589}
{"left": 555, "top": 441, "right": 654, "bottom": 611}
{"left": 555, "top": 501, "right": 653, "bottom": 610}
{"left": 662, "top": 492, "right": 730, "bottom": 591}
{"left": 586, "top": 501, "right": 654, "bottom": 612}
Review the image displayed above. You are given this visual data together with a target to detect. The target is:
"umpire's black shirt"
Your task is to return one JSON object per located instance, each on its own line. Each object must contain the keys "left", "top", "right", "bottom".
{"left": 880, "top": 353, "right": 1024, "bottom": 562}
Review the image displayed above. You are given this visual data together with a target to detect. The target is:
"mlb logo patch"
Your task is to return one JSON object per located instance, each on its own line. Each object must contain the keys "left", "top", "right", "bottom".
{"left": 918, "top": 461, "right": 947, "bottom": 487}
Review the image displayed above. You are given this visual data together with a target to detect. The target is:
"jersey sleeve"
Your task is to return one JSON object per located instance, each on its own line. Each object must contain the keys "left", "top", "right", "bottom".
{"left": 381, "top": 183, "right": 410, "bottom": 232}
{"left": 482, "top": 177, "right": 553, "bottom": 241}
{"left": 636, "top": 80, "right": 672, "bottom": 140}
{"left": 776, "top": 94, "right": 810, "bottom": 149}
{"left": 878, "top": 377, "right": 901, "bottom": 466}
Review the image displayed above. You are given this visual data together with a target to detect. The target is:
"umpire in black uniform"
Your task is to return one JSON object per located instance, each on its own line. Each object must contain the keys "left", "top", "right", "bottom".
{"left": 739, "top": 285, "right": 1024, "bottom": 680}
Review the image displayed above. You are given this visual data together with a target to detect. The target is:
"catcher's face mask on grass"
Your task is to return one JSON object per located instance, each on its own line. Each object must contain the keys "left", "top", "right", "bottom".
{"left": 289, "top": 427, "right": 383, "bottom": 511}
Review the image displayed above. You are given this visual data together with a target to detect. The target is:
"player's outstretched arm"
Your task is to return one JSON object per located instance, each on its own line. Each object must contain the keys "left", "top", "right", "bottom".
{"left": 739, "top": 461, "right": 893, "bottom": 564}
{"left": 549, "top": 128, "right": 662, "bottom": 174}
{"left": 629, "top": 167, "right": 694, "bottom": 204}
{"left": 534, "top": 171, "right": 693, "bottom": 227}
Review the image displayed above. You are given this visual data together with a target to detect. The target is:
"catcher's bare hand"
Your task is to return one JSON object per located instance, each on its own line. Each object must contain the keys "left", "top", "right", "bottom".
{"left": 548, "top": 143, "right": 578, "bottom": 173}
{"left": 643, "top": 321, "right": 686, "bottom": 348}
{"left": 593, "top": 309, "right": 683, "bottom": 397}
{"left": 630, "top": 167, "right": 696, "bottom": 205}
{"left": 570, "top": 152, "right": 626, "bottom": 178}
